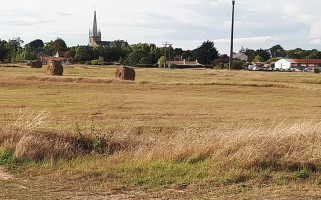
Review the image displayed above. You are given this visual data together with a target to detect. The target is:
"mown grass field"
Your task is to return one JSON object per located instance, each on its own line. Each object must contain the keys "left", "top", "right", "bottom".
{"left": 0, "top": 63, "right": 321, "bottom": 199}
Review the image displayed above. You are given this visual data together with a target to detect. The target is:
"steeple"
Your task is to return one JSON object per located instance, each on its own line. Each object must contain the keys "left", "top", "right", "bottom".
{"left": 93, "top": 10, "right": 98, "bottom": 37}
{"left": 89, "top": 10, "right": 101, "bottom": 46}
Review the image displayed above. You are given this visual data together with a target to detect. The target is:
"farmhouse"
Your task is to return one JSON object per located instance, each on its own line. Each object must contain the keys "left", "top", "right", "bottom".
{"left": 275, "top": 59, "right": 321, "bottom": 71}
{"left": 233, "top": 53, "right": 248, "bottom": 62}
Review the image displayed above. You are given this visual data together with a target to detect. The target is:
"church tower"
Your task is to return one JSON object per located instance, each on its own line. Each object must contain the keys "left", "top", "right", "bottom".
{"left": 89, "top": 10, "right": 101, "bottom": 46}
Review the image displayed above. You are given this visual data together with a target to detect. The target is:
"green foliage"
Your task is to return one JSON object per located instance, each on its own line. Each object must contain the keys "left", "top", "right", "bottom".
{"left": 98, "top": 56, "right": 104, "bottom": 65}
{"left": 44, "top": 38, "right": 68, "bottom": 56}
{"left": 74, "top": 123, "right": 114, "bottom": 154}
{"left": 0, "top": 40, "right": 9, "bottom": 62}
{"left": 0, "top": 149, "right": 24, "bottom": 169}
{"left": 253, "top": 55, "right": 264, "bottom": 62}
{"left": 119, "top": 57, "right": 124, "bottom": 65}
{"left": 215, "top": 61, "right": 243, "bottom": 70}
{"left": 266, "top": 57, "right": 280, "bottom": 64}
{"left": 5, "top": 37, "right": 24, "bottom": 62}
{"left": 19, "top": 45, "right": 37, "bottom": 60}
{"left": 169, "top": 63, "right": 177, "bottom": 68}
{"left": 91, "top": 60, "right": 99, "bottom": 65}
{"left": 158, "top": 56, "right": 165, "bottom": 67}
{"left": 294, "top": 169, "right": 310, "bottom": 179}
{"left": 119, "top": 160, "right": 209, "bottom": 189}
{"left": 193, "top": 40, "right": 218, "bottom": 65}
{"left": 254, "top": 49, "right": 270, "bottom": 61}
{"left": 27, "top": 39, "right": 44, "bottom": 51}
{"left": 231, "top": 60, "right": 244, "bottom": 70}
{"left": 75, "top": 46, "right": 91, "bottom": 61}
{"left": 0, "top": 149, "right": 16, "bottom": 165}
{"left": 64, "top": 50, "right": 76, "bottom": 58}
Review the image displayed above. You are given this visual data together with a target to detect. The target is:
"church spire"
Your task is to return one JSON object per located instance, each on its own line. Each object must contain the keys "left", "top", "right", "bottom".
{"left": 93, "top": 10, "right": 98, "bottom": 37}
{"left": 89, "top": 10, "right": 101, "bottom": 46}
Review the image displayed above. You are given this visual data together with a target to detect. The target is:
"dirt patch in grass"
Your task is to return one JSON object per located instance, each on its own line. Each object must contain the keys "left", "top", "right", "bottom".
{"left": 0, "top": 166, "right": 13, "bottom": 180}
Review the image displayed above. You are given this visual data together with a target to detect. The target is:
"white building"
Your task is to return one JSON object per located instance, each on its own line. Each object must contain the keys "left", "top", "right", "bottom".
{"left": 275, "top": 59, "right": 321, "bottom": 70}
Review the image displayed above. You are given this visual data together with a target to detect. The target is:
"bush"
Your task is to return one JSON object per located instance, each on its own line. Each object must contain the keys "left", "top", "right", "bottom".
{"left": 91, "top": 60, "right": 99, "bottom": 65}
{"left": 231, "top": 60, "right": 245, "bottom": 70}
{"left": 169, "top": 63, "right": 178, "bottom": 68}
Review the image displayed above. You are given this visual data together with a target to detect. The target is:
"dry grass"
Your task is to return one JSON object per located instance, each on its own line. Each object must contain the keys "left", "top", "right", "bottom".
{"left": 1, "top": 110, "right": 321, "bottom": 170}
{"left": 1, "top": 65, "right": 321, "bottom": 198}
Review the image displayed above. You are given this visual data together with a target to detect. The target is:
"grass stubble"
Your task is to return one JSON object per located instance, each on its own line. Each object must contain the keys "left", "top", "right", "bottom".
{"left": 0, "top": 64, "right": 321, "bottom": 199}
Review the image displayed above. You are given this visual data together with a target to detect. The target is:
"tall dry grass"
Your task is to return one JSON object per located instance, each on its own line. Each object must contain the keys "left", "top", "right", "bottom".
{"left": 1, "top": 111, "right": 321, "bottom": 169}
{"left": 111, "top": 118, "right": 321, "bottom": 169}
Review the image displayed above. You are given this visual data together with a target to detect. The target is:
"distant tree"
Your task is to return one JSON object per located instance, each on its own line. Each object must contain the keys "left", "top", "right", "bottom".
{"left": 158, "top": 56, "right": 165, "bottom": 67}
{"left": 253, "top": 55, "right": 264, "bottom": 62}
{"left": 286, "top": 48, "right": 309, "bottom": 59}
{"left": 27, "top": 39, "right": 44, "bottom": 50}
{"left": 0, "top": 40, "right": 9, "bottom": 62}
{"left": 6, "top": 37, "right": 24, "bottom": 62}
{"left": 125, "top": 49, "right": 151, "bottom": 66}
{"left": 266, "top": 57, "right": 280, "bottom": 64}
{"left": 193, "top": 40, "right": 218, "bottom": 65}
{"left": 173, "top": 48, "right": 184, "bottom": 57}
{"left": 64, "top": 49, "right": 76, "bottom": 58}
{"left": 182, "top": 50, "right": 194, "bottom": 61}
{"left": 231, "top": 60, "right": 244, "bottom": 70}
{"left": 239, "top": 46, "right": 246, "bottom": 53}
{"left": 269, "top": 44, "right": 286, "bottom": 58}
{"left": 307, "top": 49, "right": 321, "bottom": 59}
{"left": 75, "top": 46, "right": 90, "bottom": 61}
{"left": 44, "top": 38, "right": 68, "bottom": 56}
{"left": 20, "top": 45, "right": 37, "bottom": 60}
{"left": 254, "top": 49, "right": 270, "bottom": 61}
{"left": 243, "top": 48, "right": 255, "bottom": 62}
{"left": 53, "top": 38, "right": 68, "bottom": 51}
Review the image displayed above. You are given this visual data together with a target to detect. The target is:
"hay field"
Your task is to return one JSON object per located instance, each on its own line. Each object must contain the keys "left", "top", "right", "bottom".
{"left": 1, "top": 63, "right": 321, "bottom": 199}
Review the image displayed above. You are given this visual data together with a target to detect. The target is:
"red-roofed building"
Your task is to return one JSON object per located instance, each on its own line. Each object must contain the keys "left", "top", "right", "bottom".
{"left": 53, "top": 51, "right": 67, "bottom": 58}
{"left": 165, "top": 59, "right": 204, "bottom": 68}
{"left": 275, "top": 59, "right": 321, "bottom": 70}
{"left": 40, "top": 56, "right": 76, "bottom": 65}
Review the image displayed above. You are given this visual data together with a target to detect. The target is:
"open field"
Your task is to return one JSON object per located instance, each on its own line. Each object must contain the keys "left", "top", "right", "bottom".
{"left": 1, "top": 63, "right": 321, "bottom": 199}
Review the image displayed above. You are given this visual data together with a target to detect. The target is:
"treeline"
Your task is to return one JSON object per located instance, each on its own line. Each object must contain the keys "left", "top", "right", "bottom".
{"left": 241, "top": 44, "right": 321, "bottom": 63}
{"left": 0, "top": 38, "right": 219, "bottom": 66}
{"left": 1, "top": 38, "right": 321, "bottom": 68}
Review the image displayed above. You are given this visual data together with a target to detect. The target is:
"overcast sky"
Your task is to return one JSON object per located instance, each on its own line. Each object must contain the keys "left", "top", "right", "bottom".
{"left": 1, "top": 0, "right": 321, "bottom": 54}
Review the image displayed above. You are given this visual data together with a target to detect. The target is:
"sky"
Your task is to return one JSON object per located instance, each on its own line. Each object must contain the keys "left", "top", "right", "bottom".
{"left": 1, "top": 0, "right": 321, "bottom": 54}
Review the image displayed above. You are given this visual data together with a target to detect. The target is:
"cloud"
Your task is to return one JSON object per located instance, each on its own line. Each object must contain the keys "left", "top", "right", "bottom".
{"left": 1, "top": 0, "right": 321, "bottom": 53}
{"left": 56, "top": 11, "right": 72, "bottom": 16}
{"left": 310, "top": 39, "right": 321, "bottom": 45}
{"left": 0, "top": 19, "right": 51, "bottom": 26}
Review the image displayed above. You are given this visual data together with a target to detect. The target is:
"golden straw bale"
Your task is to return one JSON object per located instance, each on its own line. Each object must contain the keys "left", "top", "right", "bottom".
{"left": 31, "top": 60, "right": 42, "bottom": 68}
{"left": 47, "top": 61, "right": 63, "bottom": 76}
{"left": 115, "top": 66, "right": 135, "bottom": 81}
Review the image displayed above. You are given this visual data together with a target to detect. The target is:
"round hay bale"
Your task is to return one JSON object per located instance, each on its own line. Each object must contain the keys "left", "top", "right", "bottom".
{"left": 312, "top": 68, "right": 320, "bottom": 74}
{"left": 115, "top": 66, "right": 135, "bottom": 81}
{"left": 31, "top": 60, "right": 42, "bottom": 68}
{"left": 47, "top": 61, "right": 63, "bottom": 76}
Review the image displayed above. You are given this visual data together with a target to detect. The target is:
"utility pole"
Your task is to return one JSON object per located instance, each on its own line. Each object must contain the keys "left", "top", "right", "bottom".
{"left": 229, "top": 0, "right": 235, "bottom": 71}
{"left": 163, "top": 42, "right": 167, "bottom": 68}
{"left": 163, "top": 41, "right": 173, "bottom": 68}
{"left": 168, "top": 44, "right": 173, "bottom": 68}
